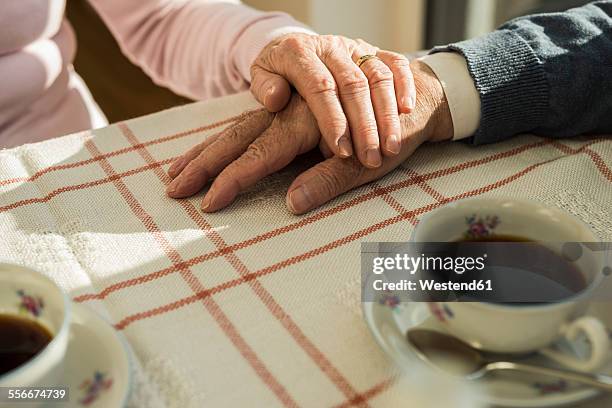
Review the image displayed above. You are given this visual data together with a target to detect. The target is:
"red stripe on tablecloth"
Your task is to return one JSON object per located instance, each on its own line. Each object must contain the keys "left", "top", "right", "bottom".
{"left": 334, "top": 376, "right": 397, "bottom": 408}
{"left": 0, "top": 113, "right": 251, "bottom": 187}
{"left": 550, "top": 140, "right": 612, "bottom": 181}
{"left": 73, "top": 138, "right": 607, "bottom": 303}
{"left": 350, "top": 182, "right": 440, "bottom": 406}
{"left": 85, "top": 139, "right": 298, "bottom": 408}
{"left": 119, "top": 123, "right": 366, "bottom": 406}
{"left": 111, "top": 208, "right": 428, "bottom": 330}
{"left": 111, "top": 153, "right": 569, "bottom": 330}
{"left": 584, "top": 148, "right": 612, "bottom": 182}
{"left": 0, "top": 159, "right": 174, "bottom": 213}
{"left": 373, "top": 182, "right": 417, "bottom": 226}
{"left": 0, "top": 136, "right": 549, "bottom": 216}
{"left": 0, "top": 139, "right": 555, "bottom": 216}
{"left": 400, "top": 168, "right": 447, "bottom": 202}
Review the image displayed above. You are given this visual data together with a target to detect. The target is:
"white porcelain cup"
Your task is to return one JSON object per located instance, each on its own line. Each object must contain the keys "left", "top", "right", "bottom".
{"left": 0, "top": 263, "right": 71, "bottom": 394}
{"left": 413, "top": 197, "right": 610, "bottom": 372}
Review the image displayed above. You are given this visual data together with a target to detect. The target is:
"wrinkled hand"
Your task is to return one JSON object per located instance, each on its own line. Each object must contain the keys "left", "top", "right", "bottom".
{"left": 250, "top": 33, "right": 416, "bottom": 168}
{"left": 167, "top": 60, "right": 452, "bottom": 214}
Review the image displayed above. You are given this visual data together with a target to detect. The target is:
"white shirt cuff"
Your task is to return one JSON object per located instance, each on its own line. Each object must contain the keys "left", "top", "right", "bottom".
{"left": 419, "top": 52, "right": 481, "bottom": 140}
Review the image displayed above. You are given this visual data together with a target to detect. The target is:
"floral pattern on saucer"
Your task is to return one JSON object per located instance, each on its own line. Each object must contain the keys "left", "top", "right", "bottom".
{"left": 464, "top": 214, "right": 500, "bottom": 239}
{"left": 532, "top": 380, "right": 568, "bottom": 395}
{"left": 428, "top": 303, "right": 454, "bottom": 322}
{"left": 378, "top": 291, "right": 401, "bottom": 312}
{"left": 79, "top": 371, "right": 113, "bottom": 406}
{"left": 17, "top": 289, "right": 44, "bottom": 317}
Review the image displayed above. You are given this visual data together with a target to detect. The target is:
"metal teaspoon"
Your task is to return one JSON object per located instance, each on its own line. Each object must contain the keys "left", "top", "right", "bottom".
{"left": 407, "top": 328, "right": 612, "bottom": 391}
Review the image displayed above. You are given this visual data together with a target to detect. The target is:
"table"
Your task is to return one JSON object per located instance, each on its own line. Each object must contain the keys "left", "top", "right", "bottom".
{"left": 0, "top": 91, "right": 610, "bottom": 407}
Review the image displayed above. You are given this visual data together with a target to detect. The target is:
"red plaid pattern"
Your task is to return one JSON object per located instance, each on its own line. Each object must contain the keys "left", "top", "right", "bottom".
{"left": 0, "top": 92, "right": 610, "bottom": 406}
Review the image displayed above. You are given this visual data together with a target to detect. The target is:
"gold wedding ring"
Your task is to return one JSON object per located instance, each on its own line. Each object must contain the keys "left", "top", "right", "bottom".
{"left": 355, "top": 54, "right": 381, "bottom": 68}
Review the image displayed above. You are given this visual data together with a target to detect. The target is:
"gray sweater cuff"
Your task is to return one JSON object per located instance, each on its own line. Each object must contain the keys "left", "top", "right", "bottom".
{"left": 432, "top": 30, "right": 549, "bottom": 145}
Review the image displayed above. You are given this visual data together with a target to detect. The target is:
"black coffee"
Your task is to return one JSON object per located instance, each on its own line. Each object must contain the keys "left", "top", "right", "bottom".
{"left": 455, "top": 236, "right": 588, "bottom": 303}
{"left": 0, "top": 314, "right": 52, "bottom": 375}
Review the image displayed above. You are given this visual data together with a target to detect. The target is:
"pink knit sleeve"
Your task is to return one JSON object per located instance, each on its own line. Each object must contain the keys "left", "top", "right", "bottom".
{"left": 87, "top": 0, "right": 313, "bottom": 100}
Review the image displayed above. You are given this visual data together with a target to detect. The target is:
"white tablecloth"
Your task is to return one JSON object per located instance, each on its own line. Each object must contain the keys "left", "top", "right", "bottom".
{"left": 0, "top": 91, "right": 610, "bottom": 407}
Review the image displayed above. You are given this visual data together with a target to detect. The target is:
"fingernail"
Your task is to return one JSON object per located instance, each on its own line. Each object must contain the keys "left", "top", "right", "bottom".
{"left": 365, "top": 147, "right": 382, "bottom": 168}
{"left": 337, "top": 137, "right": 353, "bottom": 157}
{"left": 401, "top": 96, "right": 415, "bottom": 112}
{"left": 408, "top": 94, "right": 416, "bottom": 109}
{"left": 166, "top": 179, "right": 179, "bottom": 196}
{"left": 386, "top": 134, "right": 401, "bottom": 155}
{"left": 264, "top": 85, "right": 275, "bottom": 106}
{"left": 201, "top": 194, "right": 212, "bottom": 212}
{"left": 288, "top": 185, "right": 313, "bottom": 213}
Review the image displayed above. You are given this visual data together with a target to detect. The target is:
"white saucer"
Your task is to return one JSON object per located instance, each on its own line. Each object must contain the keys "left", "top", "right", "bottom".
{"left": 363, "top": 297, "right": 612, "bottom": 407}
{"left": 62, "top": 303, "right": 131, "bottom": 407}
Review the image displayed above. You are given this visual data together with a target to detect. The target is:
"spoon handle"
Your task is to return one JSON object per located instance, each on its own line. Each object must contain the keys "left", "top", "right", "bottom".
{"left": 486, "top": 361, "right": 612, "bottom": 391}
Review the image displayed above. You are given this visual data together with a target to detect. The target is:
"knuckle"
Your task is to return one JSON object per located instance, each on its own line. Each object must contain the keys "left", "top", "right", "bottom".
{"left": 338, "top": 70, "right": 368, "bottom": 95}
{"left": 367, "top": 66, "right": 393, "bottom": 87}
{"left": 278, "top": 36, "right": 309, "bottom": 56}
{"left": 222, "top": 125, "right": 241, "bottom": 143}
{"left": 345, "top": 160, "right": 367, "bottom": 182}
{"left": 317, "top": 161, "right": 365, "bottom": 193}
{"left": 377, "top": 111, "right": 400, "bottom": 131}
{"left": 245, "top": 141, "right": 269, "bottom": 161}
{"left": 388, "top": 55, "right": 411, "bottom": 73}
{"left": 321, "top": 34, "right": 336, "bottom": 43}
{"left": 377, "top": 110, "right": 400, "bottom": 126}
{"left": 355, "top": 123, "right": 379, "bottom": 139}
{"left": 317, "top": 167, "right": 348, "bottom": 194}
{"left": 244, "top": 142, "right": 273, "bottom": 174}
{"left": 308, "top": 75, "right": 337, "bottom": 96}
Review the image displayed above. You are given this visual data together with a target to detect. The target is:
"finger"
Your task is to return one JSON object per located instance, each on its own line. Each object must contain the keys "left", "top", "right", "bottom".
{"left": 319, "top": 49, "right": 382, "bottom": 168}
{"left": 259, "top": 42, "right": 351, "bottom": 157}
{"left": 358, "top": 56, "right": 402, "bottom": 157}
{"left": 200, "top": 125, "right": 307, "bottom": 212}
{"left": 168, "top": 132, "right": 221, "bottom": 179}
{"left": 286, "top": 133, "right": 427, "bottom": 214}
{"left": 377, "top": 51, "right": 416, "bottom": 114}
{"left": 250, "top": 65, "right": 292, "bottom": 112}
{"left": 166, "top": 109, "right": 273, "bottom": 198}
{"left": 168, "top": 110, "right": 268, "bottom": 179}
{"left": 319, "top": 139, "right": 333, "bottom": 159}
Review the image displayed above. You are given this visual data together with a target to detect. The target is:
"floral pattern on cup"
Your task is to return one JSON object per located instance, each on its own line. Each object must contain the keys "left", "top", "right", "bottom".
{"left": 464, "top": 214, "right": 500, "bottom": 239}
{"left": 17, "top": 289, "right": 44, "bottom": 317}
{"left": 378, "top": 292, "right": 401, "bottom": 312}
{"left": 79, "top": 371, "right": 113, "bottom": 406}
{"left": 532, "top": 379, "right": 568, "bottom": 395}
{"left": 428, "top": 303, "right": 454, "bottom": 323}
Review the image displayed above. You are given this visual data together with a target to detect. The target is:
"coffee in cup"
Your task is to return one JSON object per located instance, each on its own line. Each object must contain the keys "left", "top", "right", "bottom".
{"left": 412, "top": 198, "right": 610, "bottom": 372}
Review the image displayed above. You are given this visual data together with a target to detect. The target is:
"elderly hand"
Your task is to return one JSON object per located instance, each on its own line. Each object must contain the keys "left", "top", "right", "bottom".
{"left": 250, "top": 33, "right": 416, "bottom": 168}
{"left": 167, "top": 60, "right": 451, "bottom": 214}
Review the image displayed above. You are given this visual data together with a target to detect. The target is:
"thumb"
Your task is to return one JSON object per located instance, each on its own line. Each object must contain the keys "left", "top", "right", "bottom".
{"left": 286, "top": 157, "right": 367, "bottom": 214}
{"left": 250, "top": 65, "right": 292, "bottom": 112}
{"left": 286, "top": 137, "right": 423, "bottom": 214}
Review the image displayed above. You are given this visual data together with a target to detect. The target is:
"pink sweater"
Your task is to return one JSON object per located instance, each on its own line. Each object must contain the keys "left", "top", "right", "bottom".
{"left": 0, "top": 0, "right": 310, "bottom": 148}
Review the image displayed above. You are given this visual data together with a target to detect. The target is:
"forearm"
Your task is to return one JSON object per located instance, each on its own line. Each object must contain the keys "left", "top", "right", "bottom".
{"left": 432, "top": 1, "right": 612, "bottom": 144}
{"left": 87, "top": 0, "right": 312, "bottom": 100}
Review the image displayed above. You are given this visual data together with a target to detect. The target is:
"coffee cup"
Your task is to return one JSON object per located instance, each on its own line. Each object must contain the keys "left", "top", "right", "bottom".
{"left": 412, "top": 197, "right": 610, "bottom": 372}
{"left": 0, "top": 263, "right": 71, "bottom": 392}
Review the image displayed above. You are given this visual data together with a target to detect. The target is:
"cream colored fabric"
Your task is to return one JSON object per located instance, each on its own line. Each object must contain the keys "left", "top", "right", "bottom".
{"left": 420, "top": 52, "right": 481, "bottom": 140}
{"left": 0, "top": 91, "right": 610, "bottom": 407}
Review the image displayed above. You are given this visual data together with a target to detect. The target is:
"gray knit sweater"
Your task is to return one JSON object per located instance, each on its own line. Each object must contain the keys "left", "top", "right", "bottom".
{"left": 433, "top": 1, "right": 612, "bottom": 144}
